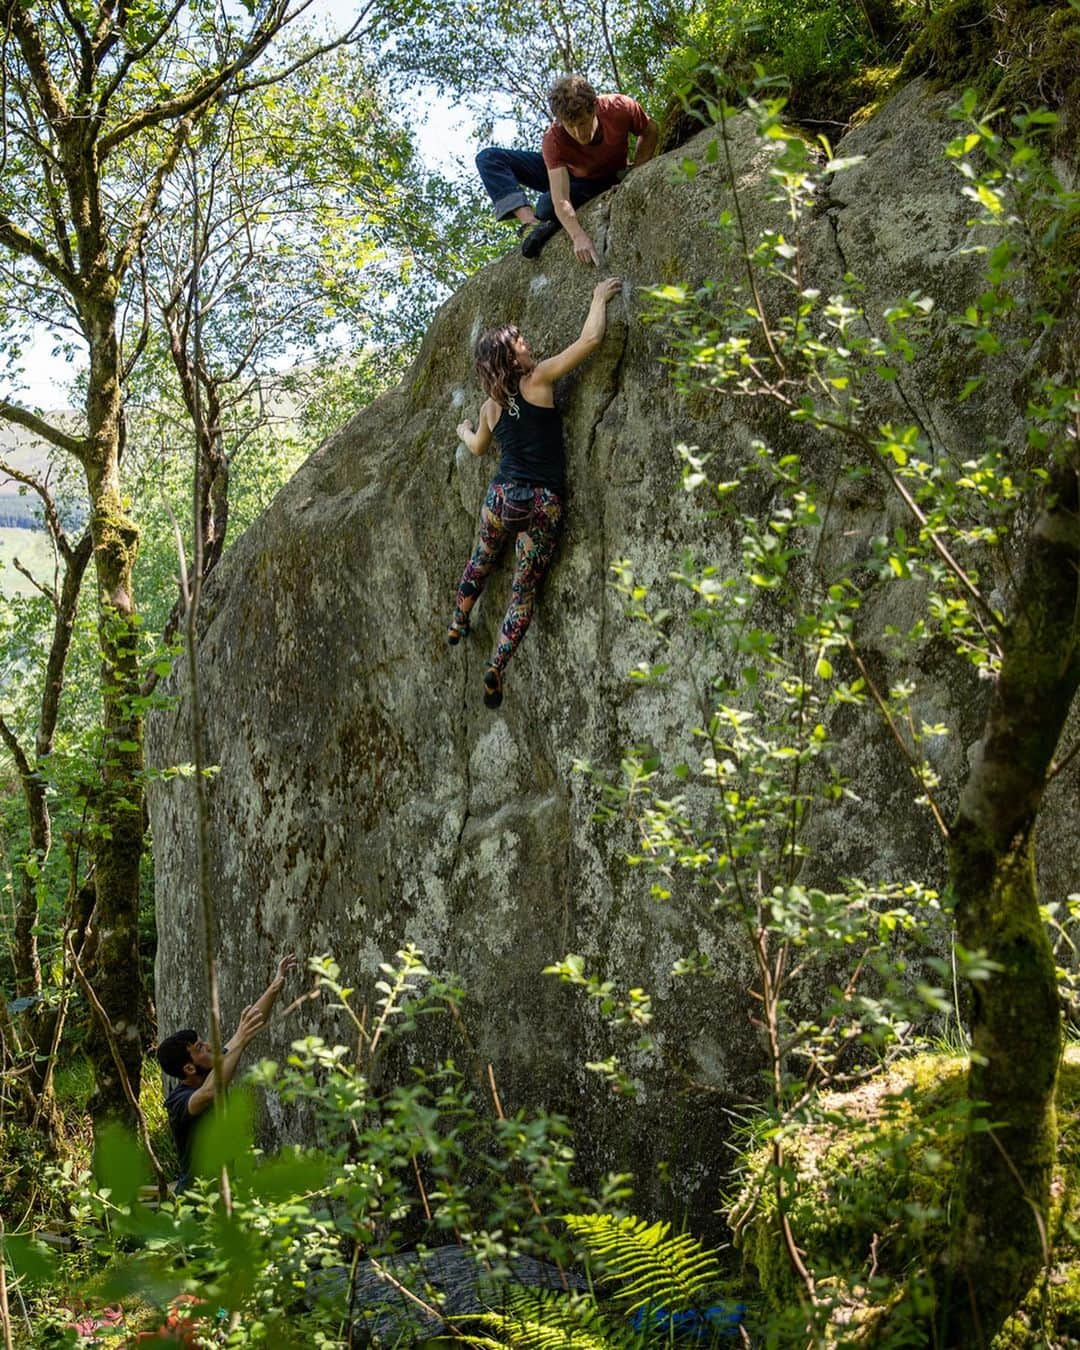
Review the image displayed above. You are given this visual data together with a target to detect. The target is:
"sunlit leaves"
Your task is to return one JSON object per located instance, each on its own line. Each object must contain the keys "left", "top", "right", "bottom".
{"left": 59, "top": 948, "right": 620, "bottom": 1334}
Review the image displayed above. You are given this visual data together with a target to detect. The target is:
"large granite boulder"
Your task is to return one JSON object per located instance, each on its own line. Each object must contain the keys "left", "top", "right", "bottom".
{"left": 148, "top": 77, "right": 1079, "bottom": 1227}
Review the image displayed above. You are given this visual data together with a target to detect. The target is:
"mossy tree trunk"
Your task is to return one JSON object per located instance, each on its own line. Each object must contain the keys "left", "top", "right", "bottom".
{"left": 943, "top": 457, "right": 1080, "bottom": 1344}
{"left": 0, "top": 0, "right": 298, "bottom": 1126}
{"left": 81, "top": 295, "right": 149, "bottom": 1115}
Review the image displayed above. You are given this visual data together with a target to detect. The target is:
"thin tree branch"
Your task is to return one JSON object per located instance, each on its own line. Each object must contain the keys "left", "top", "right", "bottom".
{"left": 94, "top": 0, "right": 187, "bottom": 124}
{"left": 110, "top": 113, "right": 197, "bottom": 279}
{"left": 227, "top": 5, "right": 372, "bottom": 97}
{"left": 1049, "top": 737, "right": 1080, "bottom": 783}
{"left": 65, "top": 933, "right": 168, "bottom": 1195}
{"left": 98, "top": 1, "right": 291, "bottom": 157}
{"left": 10, "top": 556, "right": 55, "bottom": 606}
{"left": 0, "top": 217, "right": 80, "bottom": 297}
{"left": 37, "top": 529, "right": 93, "bottom": 758}
{"left": 0, "top": 404, "right": 88, "bottom": 458}
{"left": 0, "top": 457, "right": 72, "bottom": 562}
{"left": 845, "top": 638, "right": 950, "bottom": 839}
{"left": 0, "top": 715, "right": 32, "bottom": 779}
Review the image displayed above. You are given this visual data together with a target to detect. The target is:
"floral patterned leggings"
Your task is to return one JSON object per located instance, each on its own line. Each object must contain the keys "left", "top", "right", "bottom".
{"left": 452, "top": 480, "right": 565, "bottom": 673}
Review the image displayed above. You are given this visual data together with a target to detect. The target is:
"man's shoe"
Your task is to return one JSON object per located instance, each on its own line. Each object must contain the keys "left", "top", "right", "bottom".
{"left": 521, "top": 219, "right": 561, "bottom": 259}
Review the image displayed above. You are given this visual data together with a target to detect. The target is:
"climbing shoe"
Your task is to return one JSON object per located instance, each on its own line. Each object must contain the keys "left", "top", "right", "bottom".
{"left": 482, "top": 666, "right": 503, "bottom": 709}
{"left": 521, "top": 219, "right": 560, "bottom": 259}
{"left": 447, "top": 617, "right": 470, "bottom": 646}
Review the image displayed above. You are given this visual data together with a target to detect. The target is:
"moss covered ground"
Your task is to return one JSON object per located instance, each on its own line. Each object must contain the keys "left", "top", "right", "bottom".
{"left": 733, "top": 1046, "right": 1080, "bottom": 1346}
{"left": 904, "top": 0, "right": 1080, "bottom": 135}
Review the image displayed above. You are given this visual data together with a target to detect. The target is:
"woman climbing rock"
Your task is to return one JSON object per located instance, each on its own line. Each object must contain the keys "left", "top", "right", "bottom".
{"left": 449, "top": 276, "right": 623, "bottom": 708}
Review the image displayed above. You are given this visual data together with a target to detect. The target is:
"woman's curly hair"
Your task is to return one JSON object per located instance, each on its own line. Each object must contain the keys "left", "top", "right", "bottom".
{"left": 474, "top": 324, "right": 527, "bottom": 405}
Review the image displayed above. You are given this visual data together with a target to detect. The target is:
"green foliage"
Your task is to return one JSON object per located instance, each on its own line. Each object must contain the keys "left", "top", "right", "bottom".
{"left": 463, "top": 1216, "right": 739, "bottom": 1349}
{"left": 647, "top": 92, "right": 1078, "bottom": 686}
{"left": 373, "top": 0, "right": 658, "bottom": 136}
{"left": 733, "top": 1048, "right": 1080, "bottom": 1347}
{"left": 905, "top": 0, "right": 1080, "bottom": 132}
{"left": 16, "top": 950, "right": 626, "bottom": 1346}
{"left": 564, "top": 1214, "right": 723, "bottom": 1316}
{"left": 654, "top": 0, "right": 911, "bottom": 133}
{"left": 732, "top": 1053, "right": 968, "bottom": 1337}
{"left": 551, "top": 84, "right": 1079, "bottom": 1345}
{"left": 463, "top": 1289, "right": 640, "bottom": 1349}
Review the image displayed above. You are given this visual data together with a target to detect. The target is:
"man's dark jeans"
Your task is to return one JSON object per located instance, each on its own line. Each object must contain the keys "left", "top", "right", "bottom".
{"left": 475, "top": 147, "right": 616, "bottom": 223}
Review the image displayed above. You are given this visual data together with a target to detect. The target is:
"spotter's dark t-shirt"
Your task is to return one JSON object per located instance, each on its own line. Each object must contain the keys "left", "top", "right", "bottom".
{"left": 165, "top": 1082, "right": 199, "bottom": 1185}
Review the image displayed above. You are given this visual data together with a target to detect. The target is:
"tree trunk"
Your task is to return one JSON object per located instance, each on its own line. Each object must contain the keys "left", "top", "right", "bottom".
{"left": 942, "top": 457, "right": 1080, "bottom": 1344}
{"left": 83, "top": 306, "right": 147, "bottom": 1122}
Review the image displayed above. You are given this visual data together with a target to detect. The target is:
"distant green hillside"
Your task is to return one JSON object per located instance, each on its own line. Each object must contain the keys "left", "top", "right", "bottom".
{"left": 0, "top": 526, "right": 54, "bottom": 599}
{"left": 0, "top": 490, "right": 41, "bottom": 529}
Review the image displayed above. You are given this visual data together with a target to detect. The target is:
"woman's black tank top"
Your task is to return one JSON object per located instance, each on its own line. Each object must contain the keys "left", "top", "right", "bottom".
{"left": 493, "top": 389, "right": 565, "bottom": 492}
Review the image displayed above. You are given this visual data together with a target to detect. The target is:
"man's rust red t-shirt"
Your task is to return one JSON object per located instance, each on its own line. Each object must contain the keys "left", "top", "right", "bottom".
{"left": 541, "top": 94, "right": 650, "bottom": 180}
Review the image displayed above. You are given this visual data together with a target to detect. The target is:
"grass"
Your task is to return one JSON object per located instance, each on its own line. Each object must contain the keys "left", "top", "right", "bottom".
{"left": 53, "top": 1054, "right": 180, "bottom": 1176}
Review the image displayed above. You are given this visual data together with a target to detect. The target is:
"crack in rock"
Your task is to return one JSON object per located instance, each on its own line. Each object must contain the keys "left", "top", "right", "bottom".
{"left": 585, "top": 311, "right": 629, "bottom": 661}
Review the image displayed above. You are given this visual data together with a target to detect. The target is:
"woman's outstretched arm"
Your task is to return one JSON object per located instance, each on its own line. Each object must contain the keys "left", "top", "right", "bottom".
{"left": 457, "top": 398, "right": 500, "bottom": 455}
{"left": 529, "top": 278, "right": 623, "bottom": 387}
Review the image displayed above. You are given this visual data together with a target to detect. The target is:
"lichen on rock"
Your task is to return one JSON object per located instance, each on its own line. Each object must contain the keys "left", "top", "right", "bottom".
{"left": 147, "top": 78, "right": 1079, "bottom": 1226}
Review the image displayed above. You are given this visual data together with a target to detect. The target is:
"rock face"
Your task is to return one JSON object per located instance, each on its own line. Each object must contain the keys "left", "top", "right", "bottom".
{"left": 148, "top": 78, "right": 1079, "bottom": 1226}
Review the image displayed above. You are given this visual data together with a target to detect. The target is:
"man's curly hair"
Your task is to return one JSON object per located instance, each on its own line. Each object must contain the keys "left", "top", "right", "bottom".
{"left": 549, "top": 76, "right": 598, "bottom": 124}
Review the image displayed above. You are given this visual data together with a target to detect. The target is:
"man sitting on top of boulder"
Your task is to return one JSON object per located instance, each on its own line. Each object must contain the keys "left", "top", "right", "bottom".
{"left": 476, "top": 76, "right": 658, "bottom": 264}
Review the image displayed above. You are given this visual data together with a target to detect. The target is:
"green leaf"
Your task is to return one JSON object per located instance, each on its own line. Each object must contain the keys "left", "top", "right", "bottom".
{"left": 975, "top": 183, "right": 1003, "bottom": 215}
{"left": 823, "top": 155, "right": 866, "bottom": 173}
{"left": 247, "top": 1149, "right": 332, "bottom": 1202}
{"left": 0, "top": 1235, "right": 56, "bottom": 1285}
{"left": 649, "top": 284, "right": 687, "bottom": 304}
{"left": 564, "top": 1213, "right": 722, "bottom": 1316}
{"left": 192, "top": 1088, "right": 256, "bottom": 1180}
{"left": 93, "top": 1122, "right": 150, "bottom": 1206}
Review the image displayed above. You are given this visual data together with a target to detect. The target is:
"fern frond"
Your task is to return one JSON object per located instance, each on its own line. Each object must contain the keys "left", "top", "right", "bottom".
{"left": 455, "top": 1289, "right": 636, "bottom": 1349}
{"left": 458, "top": 1314, "right": 611, "bottom": 1350}
{"left": 563, "top": 1214, "right": 723, "bottom": 1316}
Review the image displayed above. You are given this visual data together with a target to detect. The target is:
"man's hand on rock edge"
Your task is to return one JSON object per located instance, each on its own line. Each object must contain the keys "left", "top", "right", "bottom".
{"left": 275, "top": 953, "right": 298, "bottom": 984}
{"left": 573, "top": 231, "right": 599, "bottom": 265}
